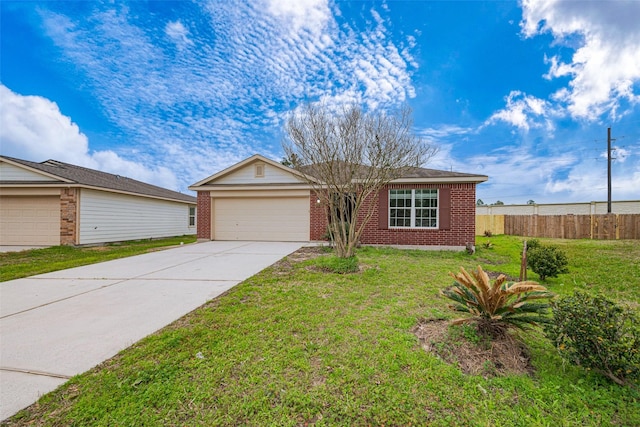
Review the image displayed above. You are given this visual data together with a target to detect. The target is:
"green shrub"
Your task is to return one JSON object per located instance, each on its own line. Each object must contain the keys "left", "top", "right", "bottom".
{"left": 527, "top": 245, "right": 568, "bottom": 280}
{"left": 315, "top": 255, "right": 359, "bottom": 274}
{"left": 545, "top": 291, "right": 640, "bottom": 387}
{"left": 442, "top": 265, "right": 553, "bottom": 337}
{"left": 525, "top": 238, "right": 540, "bottom": 250}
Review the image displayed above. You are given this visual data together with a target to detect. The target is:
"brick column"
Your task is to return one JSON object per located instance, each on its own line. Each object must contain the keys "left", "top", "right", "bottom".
{"left": 310, "top": 191, "right": 329, "bottom": 241}
{"left": 197, "top": 191, "right": 211, "bottom": 240}
{"left": 60, "top": 188, "right": 78, "bottom": 245}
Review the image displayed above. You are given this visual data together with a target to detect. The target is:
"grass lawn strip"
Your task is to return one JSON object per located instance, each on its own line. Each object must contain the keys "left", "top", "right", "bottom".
{"left": 0, "top": 235, "right": 197, "bottom": 282}
{"left": 3, "top": 236, "right": 639, "bottom": 426}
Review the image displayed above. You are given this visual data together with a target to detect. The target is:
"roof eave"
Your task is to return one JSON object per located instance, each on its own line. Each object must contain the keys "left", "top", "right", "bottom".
{"left": 189, "top": 183, "right": 314, "bottom": 191}
{"left": 0, "top": 182, "right": 196, "bottom": 204}
{"left": 388, "top": 176, "right": 488, "bottom": 184}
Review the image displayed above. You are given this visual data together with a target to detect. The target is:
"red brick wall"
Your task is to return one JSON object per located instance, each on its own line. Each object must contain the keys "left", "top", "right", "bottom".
{"left": 308, "top": 183, "right": 476, "bottom": 246}
{"left": 60, "top": 188, "right": 78, "bottom": 245}
{"left": 359, "top": 183, "right": 477, "bottom": 247}
{"left": 310, "top": 191, "right": 329, "bottom": 240}
{"left": 196, "top": 191, "right": 211, "bottom": 239}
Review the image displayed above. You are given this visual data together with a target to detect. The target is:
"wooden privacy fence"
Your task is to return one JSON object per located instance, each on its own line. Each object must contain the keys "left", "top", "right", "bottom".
{"left": 476, "top": 214, "right": 504, "bottom": 235}
{"left": 502, "top": 214, "right": 640, "bottom": 240}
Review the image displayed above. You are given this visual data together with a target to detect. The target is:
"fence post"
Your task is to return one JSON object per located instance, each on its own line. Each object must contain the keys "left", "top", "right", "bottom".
{"left": 519, "top": 240, "right": 527, "bottom": 282}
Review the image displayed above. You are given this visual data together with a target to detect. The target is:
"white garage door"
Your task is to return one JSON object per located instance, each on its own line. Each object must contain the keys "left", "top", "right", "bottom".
{"left": 214, "top": 197, "right": 309, "bottom": 241}
{"left": 0, "top": 196, "right": 60, "bottom": 245}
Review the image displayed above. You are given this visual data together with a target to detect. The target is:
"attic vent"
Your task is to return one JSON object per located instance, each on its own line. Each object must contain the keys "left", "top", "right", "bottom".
{"left": 255, "top": 163, "right": 265, "bottom": 178}
{"left": 43, "top": 160, "right": 65, "bottom": 167}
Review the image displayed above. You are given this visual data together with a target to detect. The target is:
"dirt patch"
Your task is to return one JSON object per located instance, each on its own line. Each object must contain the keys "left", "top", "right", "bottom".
{"left": 272, "top": 246, "right": 327, "bottom": 273}
{"left": 484, "top": 270, "right": 520, "bottom": 282}
{"left": 412, "top": 319, "right": 534, "bottom": 378}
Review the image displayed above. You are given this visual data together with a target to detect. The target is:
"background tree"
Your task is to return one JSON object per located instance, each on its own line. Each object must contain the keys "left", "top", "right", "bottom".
{"left": 527, "top": 199, "right": 536, "bottom": 205}
{"left": 493, "top": 200, "right": 504, "bottom": 206}
{"left": 477, "top": 199, "right": 485, "bottom": 206}
{"left": 283, "top": 103, "right": 437, "bottom": 258}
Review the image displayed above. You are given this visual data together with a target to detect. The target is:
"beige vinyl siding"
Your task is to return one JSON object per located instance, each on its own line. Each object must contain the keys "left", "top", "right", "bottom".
{"left": 214, "top": 197, "right": 309, "bottom": 241}
{"left": 0, "top": 196, "right": 60, "bottom": 245}
{"left": 477, "top": 200, "right": 639, "bottom": 216}
{"left": 215, "top": 162, "right": 303, "bottom": 185}
{"left": 0, "top": 162, "right": 59, "bottom": 181}
{"left": 79, "top": 189, "right": 195, "bottom": 244}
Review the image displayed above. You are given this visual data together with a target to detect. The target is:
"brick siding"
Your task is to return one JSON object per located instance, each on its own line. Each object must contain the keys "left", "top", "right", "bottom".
{"left": 60, "top": 188, "right": 78, "bottom": 245}
{"left": 310, "top": 191, "right": 329, "bottom": 240}
{"left": 196, "top": 191, "right": 211, "bottom": 239}
{"left": 310, "top": 183, "right": 477, "bottom": 247}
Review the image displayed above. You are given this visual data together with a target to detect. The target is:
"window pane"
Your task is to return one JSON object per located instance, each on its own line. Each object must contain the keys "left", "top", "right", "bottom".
{"left": 390, "top": 189, "right": 437, "bottom": 228}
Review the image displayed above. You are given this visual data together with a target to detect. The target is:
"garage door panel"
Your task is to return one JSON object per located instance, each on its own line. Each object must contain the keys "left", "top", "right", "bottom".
{"left": 0, "top": 196, "right": 60, "bottom": 245}
{"left": 215, "top": 197, "right": 309, "bottom": 241}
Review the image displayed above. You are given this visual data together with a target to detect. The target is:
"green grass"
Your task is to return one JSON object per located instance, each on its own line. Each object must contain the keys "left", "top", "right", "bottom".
{"left": 0, "top": 235, "right": 197, "bottom": 282}
{"left": 476, "top": 235, "right": 640, "bottom": 304}
{"left": 4, "top": 236, "right": 639, "bottom": 426}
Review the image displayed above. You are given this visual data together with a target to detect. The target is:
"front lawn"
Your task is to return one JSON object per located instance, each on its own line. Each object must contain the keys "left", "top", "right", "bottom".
{"left": 4, "top": 236, "right": 639, "bottom": 426}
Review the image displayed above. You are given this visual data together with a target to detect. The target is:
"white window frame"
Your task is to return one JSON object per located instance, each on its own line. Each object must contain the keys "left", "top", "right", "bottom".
{"left": 389, "top": 189, "right": 438, "bottom": 229}
{"left": 188, "top": 206, "right": 196, "bottom": 227}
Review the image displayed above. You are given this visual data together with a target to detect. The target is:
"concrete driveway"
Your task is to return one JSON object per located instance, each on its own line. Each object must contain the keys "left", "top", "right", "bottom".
{"left": 0, "top": 240, "right": 304, "bottom": 420}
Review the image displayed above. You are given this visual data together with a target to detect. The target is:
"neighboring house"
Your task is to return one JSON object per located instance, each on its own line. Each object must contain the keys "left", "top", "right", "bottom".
{"left": 0, "top": 155, "right": 196, "bottom": 246}
{"left": 189, "top": 154, "right": 488, "bottom": 249}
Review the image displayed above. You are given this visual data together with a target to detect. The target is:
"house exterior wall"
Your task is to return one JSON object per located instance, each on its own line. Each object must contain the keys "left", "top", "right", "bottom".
{"left": 78, "top": 189, "right": 195, "bottom": 245}
{"left": 60, "top": 188, "right": 79, "bottom": 245}
{"left": 311, "top": 183, "right": 477, "bottom": 248}
{"left": 214, "top": 162, "right": 303, "bottom": 185}
{"left": 310, "top": 191, "right": 328, "bottom": 240}
{"left": 197, "top": 191, "right": 212, "bottom": 239}
{"left": 0, "top": 162, "right": 58, "bottom": 181}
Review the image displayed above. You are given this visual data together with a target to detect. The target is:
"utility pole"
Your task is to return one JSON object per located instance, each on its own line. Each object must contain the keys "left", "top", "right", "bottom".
{"left": 608, "top": 127, "right": 611, "bottom": 213}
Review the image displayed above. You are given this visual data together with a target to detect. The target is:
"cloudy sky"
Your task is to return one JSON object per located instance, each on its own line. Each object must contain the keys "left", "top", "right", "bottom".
{"left": 1, "top": 0, "right": 639, "bottom": 204}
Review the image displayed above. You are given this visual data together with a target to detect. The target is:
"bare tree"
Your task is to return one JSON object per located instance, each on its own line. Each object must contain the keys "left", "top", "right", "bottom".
{"left": 283, "top": 103, "right": 437, "bottom": 258}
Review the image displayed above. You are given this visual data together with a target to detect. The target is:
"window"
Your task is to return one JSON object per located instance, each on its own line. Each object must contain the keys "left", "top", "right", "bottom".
{"left": 189, "top": 206, "right": 196, "bottom": 227}
{"left": 389, "top": 189, "right": 437, "bottom": 228}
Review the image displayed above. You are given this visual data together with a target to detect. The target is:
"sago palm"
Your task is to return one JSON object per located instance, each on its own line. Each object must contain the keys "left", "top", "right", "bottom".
{"left": 441, "top": 265, "right": 553, "bottom": 336}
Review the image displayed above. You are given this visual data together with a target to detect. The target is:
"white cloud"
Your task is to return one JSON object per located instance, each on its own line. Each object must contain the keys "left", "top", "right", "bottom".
{"left": 0, "top": 84, "right": 179, "bottom": 190}
{"left": 34, "top": 1, "right": 418, "bottom": 191}
{"left": 264, "top": 0, "right": 330, "bottom": 36}
{"left": 485, "top": 91, "right": 557, "bottom": 131}
{"left": 418, "top": 124, "right": 474, "bottom": 140}
{"left": 521, "top": 0, "right": 640, "bottom": 120}
{"left": 545, "top": 160, "right": 640, "bottom": 201}
{"left": 0, "top": 85, "right": 89, "bottom": 164}
{"left": 449, "top": 132, "right": 640, "bottom": 203}
{"left": 165, "top": 20, "right": 193, "bottom": 48}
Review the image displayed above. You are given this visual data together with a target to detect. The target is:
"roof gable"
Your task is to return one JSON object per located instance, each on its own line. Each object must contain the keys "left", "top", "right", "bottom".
{"left": 189, "top": 154, "right": 310, "bottom": 188}
{"left": 0, "top": 160, "right": 68, "bottom": 182}
{"left": 190, "top": 154, "right": 488, "bottom": 189}
{"left": 0, "top": 155, "right": 195, "bottom": 203}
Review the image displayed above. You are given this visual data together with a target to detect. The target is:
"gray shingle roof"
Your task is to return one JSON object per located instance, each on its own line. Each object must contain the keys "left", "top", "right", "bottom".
{"left": 394, "top": 166, "right": 486, "bottom": 179}
{"left": 299, "top": 161, "right": 487, "bottom": 182}
{"left": 1, "top": 155, "right": 195, "bottom": 203}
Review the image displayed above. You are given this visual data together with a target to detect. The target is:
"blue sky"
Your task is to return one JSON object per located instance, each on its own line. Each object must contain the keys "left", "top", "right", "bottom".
{"left": 1, "top": 0, "right": 639, "bottom": 204}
